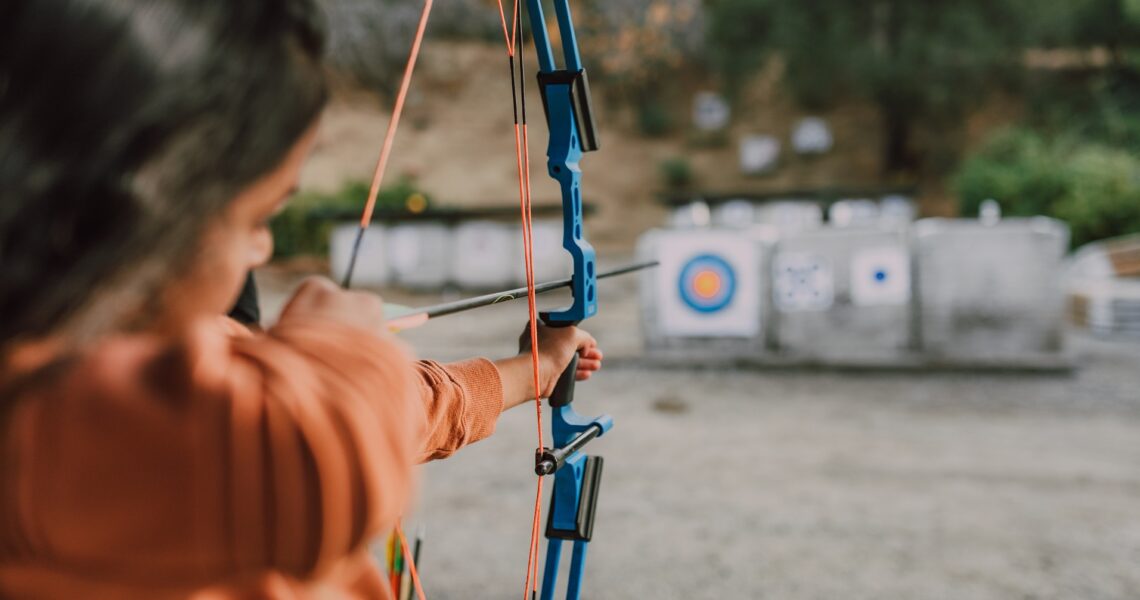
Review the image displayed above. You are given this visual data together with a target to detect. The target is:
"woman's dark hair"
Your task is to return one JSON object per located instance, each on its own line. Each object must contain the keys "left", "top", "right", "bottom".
{"left": 0, "top": 0, "right": 328, "bottom": 344}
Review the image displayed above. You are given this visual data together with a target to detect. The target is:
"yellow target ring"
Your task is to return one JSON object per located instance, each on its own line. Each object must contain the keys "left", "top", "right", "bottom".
{"left": 692, "top": 271, "right": 722, "bottom": 298}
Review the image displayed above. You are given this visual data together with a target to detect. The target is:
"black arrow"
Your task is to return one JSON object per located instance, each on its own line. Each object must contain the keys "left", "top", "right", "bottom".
{"left": 386, "top": 260, "right": 658, "bottom": 329}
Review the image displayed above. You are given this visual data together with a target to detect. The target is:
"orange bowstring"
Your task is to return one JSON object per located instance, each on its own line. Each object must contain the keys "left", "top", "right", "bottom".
{"left": 497, "top": 1, "right": 547, "bottom": 597}
{"left": 358, "top": 0, "right": 434, "bottom": 230}
{"left": 520, "top": 119, "right": 545, "bottom": 599}
{"left": 365, "top": 1, "right": 433, "bottom": 598}
{"left": 369, "top": 1, "right": 544, "bottom": 597}
{"left": 494, "top": 0, "right": 520, "bottom": 56}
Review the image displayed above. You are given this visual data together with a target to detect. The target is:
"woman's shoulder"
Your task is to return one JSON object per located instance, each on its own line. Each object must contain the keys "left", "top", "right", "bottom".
{"left": 3, "top": 315, "right": 416, "bottom": 418}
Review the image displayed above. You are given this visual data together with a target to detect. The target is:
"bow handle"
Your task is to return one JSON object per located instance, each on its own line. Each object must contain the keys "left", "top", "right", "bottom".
{"left": 540, "top": 315, "right": 580, "bottom": 407}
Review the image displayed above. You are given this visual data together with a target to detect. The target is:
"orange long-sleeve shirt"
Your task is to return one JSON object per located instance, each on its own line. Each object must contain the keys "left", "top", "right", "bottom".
{"left": 0, "top": 315, "right": 504, "bottom": 599}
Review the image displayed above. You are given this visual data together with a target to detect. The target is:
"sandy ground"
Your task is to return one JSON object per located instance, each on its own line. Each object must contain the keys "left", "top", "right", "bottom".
{"left": 256, "top": 264, "right": 1140, "bottom": 600}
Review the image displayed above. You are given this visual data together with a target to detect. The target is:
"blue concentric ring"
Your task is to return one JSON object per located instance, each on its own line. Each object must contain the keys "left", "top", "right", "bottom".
{"left": 677, "top": 254, "right": 736, "bottom": 313}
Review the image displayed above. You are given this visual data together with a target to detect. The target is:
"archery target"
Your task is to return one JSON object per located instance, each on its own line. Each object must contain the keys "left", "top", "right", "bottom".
{"left": 774, "top": 252, "right": 834, "bottom": 311}
{"left": 648, "top": 230, "right": 761, "bottom": 337}
{"left": 850, "top": 246, "right": 911, "bottom": 306}
{"left": 678, "top": 255, "right": 736, "bottom": 313}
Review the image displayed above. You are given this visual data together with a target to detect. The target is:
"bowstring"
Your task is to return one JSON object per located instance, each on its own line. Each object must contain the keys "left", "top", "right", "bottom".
{"left": 497, "top": 1, "right": 546, "bottom": 598}
{"left": 353, "top": 2, "right": 545, "bottom": 597}
{"left": 343, "top": 0, "right": 434, "bottom": 289}
{"left": 348, "top": 1, "right": 434, "bottom": 598}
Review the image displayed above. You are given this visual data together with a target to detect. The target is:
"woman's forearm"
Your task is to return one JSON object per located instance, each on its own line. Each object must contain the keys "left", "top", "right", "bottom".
{"left": 494, "top": 354, "right": 542, "bottom": 411}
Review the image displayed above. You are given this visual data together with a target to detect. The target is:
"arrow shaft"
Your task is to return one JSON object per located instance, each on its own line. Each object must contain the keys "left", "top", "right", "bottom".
{"left": 394, "top": 260, "right": 657, "bottom": 324}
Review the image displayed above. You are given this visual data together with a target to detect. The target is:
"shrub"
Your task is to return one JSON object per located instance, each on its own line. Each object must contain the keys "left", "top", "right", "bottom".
{"left": 270, "top": 203, "right": 328, "bottom": 259}
{"left": 270, "top": 179, "right": 431, "bottom": 258}
{"left": 637, "top": 99, "right": 674, "bottom": 138}
{"left": 659, "top": 156, "right": 695, "bottom": 190}
{"left": 1054, "top": 145, "right": 1140, "bottom": 247}
{"left": 954, "top": 128, "right": 1140, "bottom": 247}
{"left": 954, "top": 129, "right": 1069, "bottom": 218}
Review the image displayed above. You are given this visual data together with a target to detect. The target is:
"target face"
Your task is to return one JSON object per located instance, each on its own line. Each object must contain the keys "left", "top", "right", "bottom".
{"left": 645, "top": 230, "right": 761, "bottom": 338}
{"left": 774, "top": 252, "right": 834, "bottom": 311}
{"left": 850, "top": 246, "right": 910, "bottom": 306}
{"left": 678, "top": 254, "right": 737, "bottom": 313}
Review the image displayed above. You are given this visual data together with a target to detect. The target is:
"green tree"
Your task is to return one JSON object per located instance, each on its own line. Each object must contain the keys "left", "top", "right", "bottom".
{"left": 707, "top": 0, "right": 1030, "bottom": 173}
{"left": 1069, "top": 0, "right": 1140, "bottom": 67}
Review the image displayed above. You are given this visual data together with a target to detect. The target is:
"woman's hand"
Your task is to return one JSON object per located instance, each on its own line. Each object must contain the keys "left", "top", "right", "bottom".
{"left": 518, "top": 322, "right": 603, "bottom": 387}
{"left": 498, "top": 322, "right": 603, "bottom": 410}
{"left": 278, "top": 276, "right": 386, "bottom": 333}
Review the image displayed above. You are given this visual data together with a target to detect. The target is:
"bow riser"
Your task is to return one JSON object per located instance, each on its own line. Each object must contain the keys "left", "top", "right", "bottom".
{"left": 528, "top": 0, "right": 599, "bottom": 324}
{"left": 541, "top": 93, "right": 596, "bottom": 324}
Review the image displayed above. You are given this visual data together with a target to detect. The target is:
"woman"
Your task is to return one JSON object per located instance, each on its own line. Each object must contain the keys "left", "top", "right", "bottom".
{"left": 0, "top": 1, "right": 602, "bottom": 597}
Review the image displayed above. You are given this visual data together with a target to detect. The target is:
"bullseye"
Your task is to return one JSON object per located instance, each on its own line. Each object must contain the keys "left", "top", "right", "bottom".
{"left": 678, "top": 254, "right": 736, "bottom": 313}
{"left": 693, "top": 271, "right": 722, "bottom": 298}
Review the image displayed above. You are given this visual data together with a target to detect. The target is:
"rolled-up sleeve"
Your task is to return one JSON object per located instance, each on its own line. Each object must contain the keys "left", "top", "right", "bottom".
{"left": 221, "top": 319, "right": 504, "bottom": 573}
{"left": 412, "top": 358, "right": 504, "bottom": 461}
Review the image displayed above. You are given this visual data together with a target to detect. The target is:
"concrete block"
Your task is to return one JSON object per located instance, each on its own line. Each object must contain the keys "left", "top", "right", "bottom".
{"left": 511, "top": 219, "right": 572, "bottom": 286}
{"left": 712, "top": 200, "right": 822, "bottom": 234}
{"left": 329, "top": 224, "right": 389, "bottom": 288}
{"left": 773, "top": 225, "right": 914, "bottom": 362}
{"left": 914, "top": 217, "right": 1069, "bottom": 360}
{"left": 386, "top": 223, "right": 451, "bottom": 290}
{"left": 450, "top": 221, "right": 517, "bottom": 290}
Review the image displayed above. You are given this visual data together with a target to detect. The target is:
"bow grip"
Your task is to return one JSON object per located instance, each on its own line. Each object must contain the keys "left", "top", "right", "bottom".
{"left": 540, "top": 316, "right": 580, "bottom": 407}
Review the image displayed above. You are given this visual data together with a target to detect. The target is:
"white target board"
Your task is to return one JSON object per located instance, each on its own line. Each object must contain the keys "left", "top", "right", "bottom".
{"left": 329, "top": 224, "right": 389, "bottom": 287}
{"left": 511, "top": 219, "right": 571, "bottom": 286}
{"left": 651, "top": 231, "right": 761, "bottom": 338}
{"left": 386, "top": 223, "right": 451, "bottom": 289}
{"left": 450, "top": 221, "right": 516, "bottom": 289}
{"left": 850, "top": 246, "right": 911, "bottom": 306}
{"left": 774, "top": 252, "right": 834, "bottom": 311}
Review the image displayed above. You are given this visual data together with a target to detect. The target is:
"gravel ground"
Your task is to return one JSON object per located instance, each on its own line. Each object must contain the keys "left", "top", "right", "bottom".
{"left": 258, "top": 265, "right": 1140, "bottom": 600}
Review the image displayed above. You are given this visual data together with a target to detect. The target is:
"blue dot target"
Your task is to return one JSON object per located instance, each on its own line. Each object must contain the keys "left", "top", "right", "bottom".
{"left": 678, "top": 254, "right": 736, "bottom": 313}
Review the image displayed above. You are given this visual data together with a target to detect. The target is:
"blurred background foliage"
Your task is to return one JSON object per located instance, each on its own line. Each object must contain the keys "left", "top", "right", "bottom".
{"left": 272, "top": 179, "right": 431, "bottom": 257}
{"left": 716, "top": 0, "right": 1029, "bottom": 173}
{"left": 954, "top": 129, "right": 1140, "bottom": 247}
{"left": 315, "top": 0, "right": 1140, "bottom": 249}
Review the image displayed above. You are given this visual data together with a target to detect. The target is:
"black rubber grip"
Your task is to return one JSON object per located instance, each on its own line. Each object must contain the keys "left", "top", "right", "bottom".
{"left": 548, "top": 353, "right": 578, "bottom": 408}
{"left": 540, "top": 316, "right": 580, "bottom": 407}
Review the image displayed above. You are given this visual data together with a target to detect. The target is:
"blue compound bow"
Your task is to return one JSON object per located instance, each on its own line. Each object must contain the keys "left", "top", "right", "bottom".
{"left": 342, "top": 2, "right": 634, "bottom": 597}
{"left": 524, "top": 2, "right": 613, "bottom": 599}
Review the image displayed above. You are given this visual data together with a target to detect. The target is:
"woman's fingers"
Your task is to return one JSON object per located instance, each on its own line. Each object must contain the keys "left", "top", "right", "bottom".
{"left": 576, "top": 357, "right": 602, "bottom": 371}
{"left": 573, "top": 346, "right": 603, "bottom": 380}
{"left": 579, "top": 347, "right": 603, "bottom": 361}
